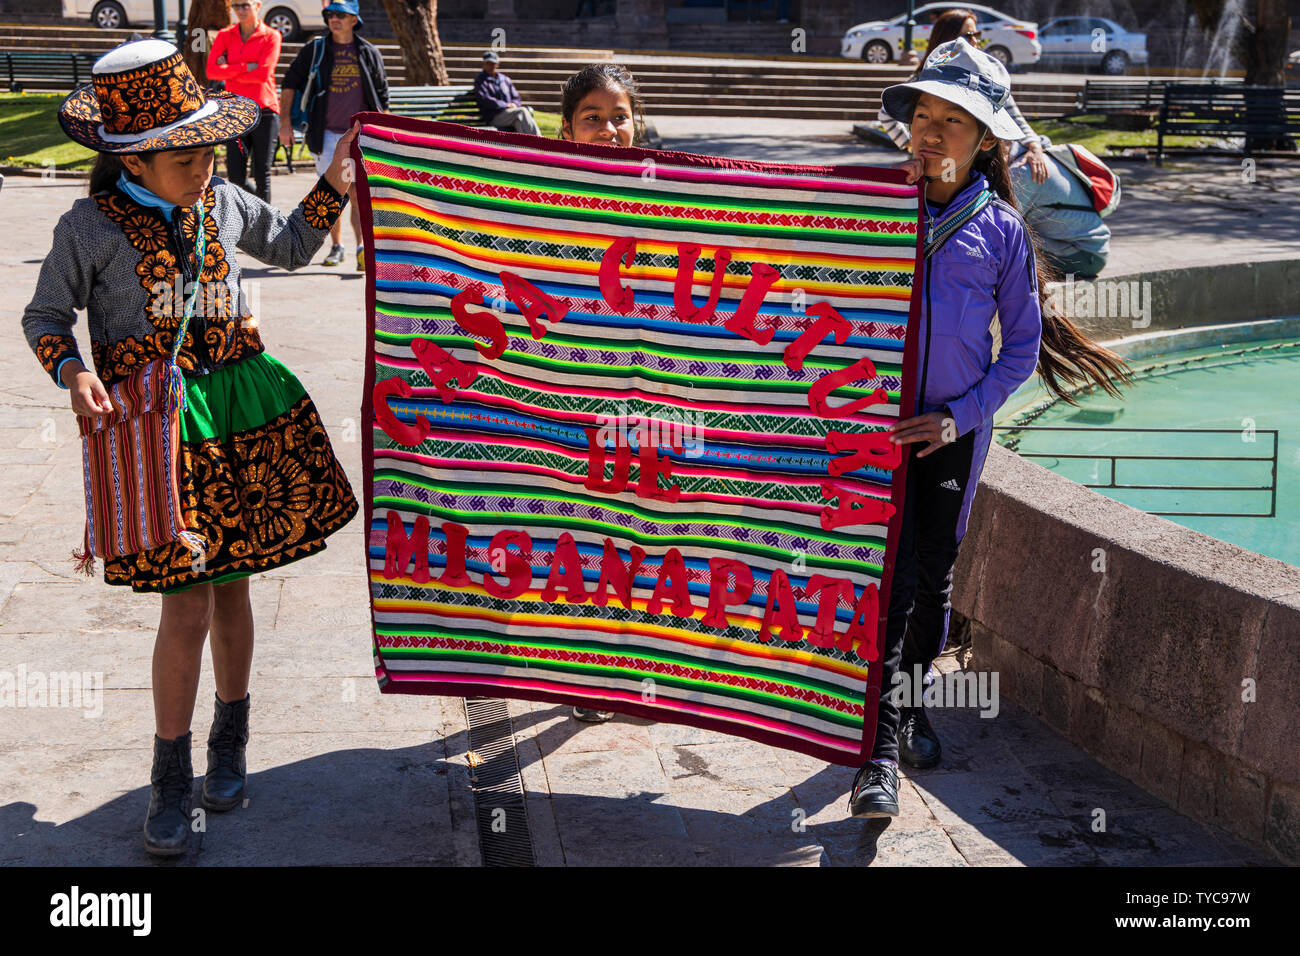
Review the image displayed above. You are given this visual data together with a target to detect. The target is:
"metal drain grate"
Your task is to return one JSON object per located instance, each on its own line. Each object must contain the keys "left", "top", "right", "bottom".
{"left": 463, "top": 698, "right": 536, "bottom": 867}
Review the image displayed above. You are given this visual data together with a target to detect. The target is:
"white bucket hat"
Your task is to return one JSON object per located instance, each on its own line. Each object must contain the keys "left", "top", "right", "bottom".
{"left": 880, "top": 38, "right": 1023, "bottom": 141}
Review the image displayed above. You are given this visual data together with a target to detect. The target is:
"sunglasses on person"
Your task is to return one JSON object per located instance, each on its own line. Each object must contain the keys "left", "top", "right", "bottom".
{"left": 962, "top": 30, "right": 982, "bottom": 40}
{"left": 324, "top": 10, "right": 350, "bottom": 18}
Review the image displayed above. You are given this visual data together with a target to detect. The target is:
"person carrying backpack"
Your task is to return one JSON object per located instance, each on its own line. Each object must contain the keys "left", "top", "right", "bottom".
{"left": 278, "top": 0, "right": 389, "bottom": 271}
{"left": 1010, "top": 136, "right": 1118, "bottom": 280}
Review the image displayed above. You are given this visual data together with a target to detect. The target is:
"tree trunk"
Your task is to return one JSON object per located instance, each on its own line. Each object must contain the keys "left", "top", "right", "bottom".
{"left": 1244, "top": 0, "right": 1295, "bottom": 152}
{"left": 184, "top": 0, "right": 232, "bottom": 86}
{"left": 379, "top": 0, "right": 450, "bottom": 86}
{"left": 1188, "top": 0, "right": 1295, "bottom": 153}
{"left": 1245, "top": 0, "right": 1289, "bottom": 86}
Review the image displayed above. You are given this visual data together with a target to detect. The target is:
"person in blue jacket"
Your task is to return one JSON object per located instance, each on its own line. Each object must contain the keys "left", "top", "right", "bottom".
{"left": 849, "top": 40, "right": 1133, "bottom": 817}
{"left": 473, "top": 51, "right": 540, "bottom": 135}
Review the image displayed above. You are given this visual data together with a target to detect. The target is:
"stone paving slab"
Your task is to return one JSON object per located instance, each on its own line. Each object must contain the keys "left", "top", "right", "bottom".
{"left": 0, "top": 134, "right": 1285, "bottom": 865}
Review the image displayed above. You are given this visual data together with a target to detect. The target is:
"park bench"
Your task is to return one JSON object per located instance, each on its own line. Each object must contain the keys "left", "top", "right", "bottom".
{"left": 1073, "top": 77, "right": 1242, "bottom": 115}
{"left": 2, "top": 50, "right": 97, "bottom": 93}
{"left": 387, "top": 84, "right": 482, "bottom": 124}
{"left": 1156, "top": 83, "right": 1300, "bottom": 164}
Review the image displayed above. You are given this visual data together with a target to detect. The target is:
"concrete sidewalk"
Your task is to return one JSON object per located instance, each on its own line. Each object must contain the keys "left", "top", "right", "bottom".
{"left": 0, "top": 133, "right": 1282, "bottom": 865}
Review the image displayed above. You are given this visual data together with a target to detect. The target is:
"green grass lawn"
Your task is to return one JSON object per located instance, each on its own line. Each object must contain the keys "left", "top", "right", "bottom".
{"left": 533, "top": 110, "right": 561, "bottom": 139}
{"left": 0, "top": 93, "right": 96, "bottom": 170}
{"left": 1032, "top": 114, "right": 1218, "bottom": 154}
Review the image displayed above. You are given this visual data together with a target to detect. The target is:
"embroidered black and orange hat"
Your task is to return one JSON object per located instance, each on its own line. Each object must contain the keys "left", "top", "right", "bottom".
{"left": 59, "top": 39, "right": 260, "bottom": 154}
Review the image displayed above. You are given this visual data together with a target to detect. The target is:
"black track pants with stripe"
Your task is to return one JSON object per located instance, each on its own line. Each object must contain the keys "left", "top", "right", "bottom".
{"left": 870, "top": 428, "right": 976, "bottom": 763}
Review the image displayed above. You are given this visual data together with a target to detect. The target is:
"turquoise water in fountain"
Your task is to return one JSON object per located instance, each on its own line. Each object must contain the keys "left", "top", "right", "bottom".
{"left": 997, "top": 337, "right": 1299, "bottom": 567}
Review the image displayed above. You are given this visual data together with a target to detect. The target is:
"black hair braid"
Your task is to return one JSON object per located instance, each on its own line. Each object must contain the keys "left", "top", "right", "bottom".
{"left": 971, "top": 128, "right": 1133, "bottom": 403}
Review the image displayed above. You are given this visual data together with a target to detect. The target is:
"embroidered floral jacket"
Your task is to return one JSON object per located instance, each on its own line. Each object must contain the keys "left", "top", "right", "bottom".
{"left": 22, "top": 174, "right": 346, "bottom": 388}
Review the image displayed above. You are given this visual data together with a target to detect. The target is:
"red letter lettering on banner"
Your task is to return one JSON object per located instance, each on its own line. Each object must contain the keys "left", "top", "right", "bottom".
{"left": 701, "top": 558, "right": 754, "bottom": 629}
{"left": 673, "top": 244, "right": 732, "bottom": 323}
{"left": 584, "top": 427, "right": 631, "bottom": 494}
{"left": 450, "top": 283, "right": 508, "bottom": 360}
{"left": 541, "top": 532, "right": 592, "bottom": 604}
{"left": 483, "top": 529, "right": 533, "bottom": 599}
{"left": 411, "top": 337, "right": 477, "bottom": 404}
{"left": 808, "top": 357, "right": 890, "bottom": 419}
{"left": 499, "top": 271, "right": 569, "bottom": 339}
{"left": 438, "top": 521, "right": 472, "bottom": 586}
{"left": 825, "top": 429, "right": 903, "bottom": 476}
{"left": 839, "top": 583, "right": 881, "bottom": 661}
{"left": 599, "top": 236, "right": 637, "bottom": 312}
{"left": 783, "top": 302, "right": 851, "bottom": 372}
{"left": 372, "top": 376, "right": 430, "bottom": 447}
{"left": 635, "top": 429, "right": 682, "bottom": 503}
{"left": 384, "top": 511, "right": 430, "bottom": 583}
{"left": 802, "top": 574, "right": 855, "bottom": 648}
{"left": 647, "top": 548, "right": 694, "bottom": 617}
{"left": 723, "top": 263, "right": 781, "bottom": 345}
{"left": 592, "top": 538, "right": 646, "bottom": 610}
{"left": 819, "top": 483, "right": 897, "bottom": 530}
{"left": 757, "top": 568, "right": 805, "bottom": 643}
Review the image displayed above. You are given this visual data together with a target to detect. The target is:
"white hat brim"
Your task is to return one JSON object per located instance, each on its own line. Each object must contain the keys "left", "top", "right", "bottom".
{"left": 881, "top": 79, "right": 1024, "bottom": 141}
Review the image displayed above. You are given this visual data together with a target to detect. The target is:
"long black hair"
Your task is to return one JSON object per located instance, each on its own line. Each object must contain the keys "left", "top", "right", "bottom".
{"left": 89, "top": 151, "right": 127, "bottom": 194}
{"left": 88, "top": 150, "right": 160, "bottom": 195}
{"left": 968, "top": 129, "right": 1133, "bottom": 403}
{"left": 559, "top": 63, "right": 646, "bottom": 146}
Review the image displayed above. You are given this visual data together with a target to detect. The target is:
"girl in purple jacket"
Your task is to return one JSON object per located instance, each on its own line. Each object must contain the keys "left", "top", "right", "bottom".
{"left": 849, "top": 40, "right": 1132, "bottom": 817}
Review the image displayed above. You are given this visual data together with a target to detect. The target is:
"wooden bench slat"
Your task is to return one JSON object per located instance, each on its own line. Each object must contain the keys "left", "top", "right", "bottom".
{"left": 1156, "top": 84, "right": 1300, "bottom": 163}
{"left": 2, "top": 50, "right": 96, "bottom": 91}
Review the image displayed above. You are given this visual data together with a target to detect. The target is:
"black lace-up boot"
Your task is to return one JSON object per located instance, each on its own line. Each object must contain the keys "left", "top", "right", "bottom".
{"left": 202, "top": 692, "right": 249, "bottom": 812}
{"left": 898, "top": 705, "right": 942, "bottom": 769}
{"left": 144, "top": 732, "right": 194, "bottom": 857}
{"left": 848, "top": 759, "right": 900, "bottom": 818}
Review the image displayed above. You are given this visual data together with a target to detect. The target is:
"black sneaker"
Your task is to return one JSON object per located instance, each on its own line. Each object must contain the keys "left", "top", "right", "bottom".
{"left": 898, "top": 705, "right": 942, "bottom": 769}
{"left": 572, "top": 706, "right": 614, "bottom": 723}
{"left": 848, "top": 759, "right": 899, "bottom": 818}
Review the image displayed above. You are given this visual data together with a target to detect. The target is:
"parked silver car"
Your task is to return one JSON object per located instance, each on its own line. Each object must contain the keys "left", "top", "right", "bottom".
{"left": 1037, "top": 16, "right": 1149, "bottom": 74}
{"left": 841, "top": 3, "right": 1042, "bottom": 68}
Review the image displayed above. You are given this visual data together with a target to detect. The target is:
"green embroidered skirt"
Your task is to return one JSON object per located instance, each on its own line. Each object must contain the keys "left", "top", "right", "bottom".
{"left": 103, "top": 352, "right": 358, "bottom": 594}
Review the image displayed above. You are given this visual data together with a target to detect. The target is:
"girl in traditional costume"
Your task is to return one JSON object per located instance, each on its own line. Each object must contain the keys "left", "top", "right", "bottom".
{"left": 22, "top": 39, "right": 360, "bottom": 856}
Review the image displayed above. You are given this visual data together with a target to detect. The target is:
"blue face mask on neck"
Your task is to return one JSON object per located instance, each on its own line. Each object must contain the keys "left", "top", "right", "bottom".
{"left": 117, "top": 170, "right": 179, "bottom": 217}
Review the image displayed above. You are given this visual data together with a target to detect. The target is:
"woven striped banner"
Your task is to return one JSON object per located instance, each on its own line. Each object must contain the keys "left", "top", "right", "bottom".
{"left": 354, "top": 116, "right": 924, "bottom": 766}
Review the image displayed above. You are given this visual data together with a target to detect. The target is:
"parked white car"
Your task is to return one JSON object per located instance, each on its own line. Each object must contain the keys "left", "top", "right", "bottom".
{"left": 1037, "top": 16, "right": 1148, "bottom": 74}
{"left": 841, "top": 4, "right": 1041, "bottom": 68}
{"left": 65, "top": 0, "right": 319, "bottom": 40}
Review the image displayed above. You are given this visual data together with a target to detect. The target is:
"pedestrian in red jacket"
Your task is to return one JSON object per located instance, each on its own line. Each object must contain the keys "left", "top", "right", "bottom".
{"left": 206, "top": 0, "right": 283, "bottom": 202}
